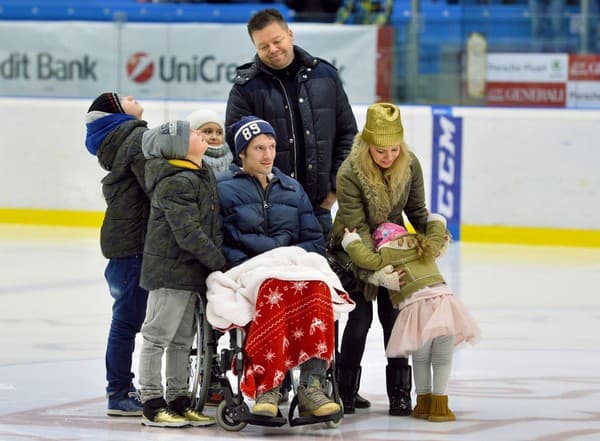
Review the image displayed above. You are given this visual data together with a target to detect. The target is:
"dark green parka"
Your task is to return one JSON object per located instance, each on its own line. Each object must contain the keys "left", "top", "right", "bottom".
{"left": 140, "top": 159, "right": 225, "bottom": 293}
{"left": 330, "top": 136, "right": 428, "bottom": 300}
{"left": 97, "top": 119, "right": 150, "bottom": 258}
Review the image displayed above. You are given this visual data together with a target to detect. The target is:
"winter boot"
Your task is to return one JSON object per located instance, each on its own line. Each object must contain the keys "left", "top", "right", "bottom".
{"left": 354, "top": 392, "right": 371, "bottom": 409}
{"left": 411, "top": 393, "right": 431, "bottom": 419}
{"left": 337, "top": 367, "right": 360, "bottom": 414}
{"left": 353, "top": 366, "right": 370, "bottom": 409}
{"left": 428, "top": 394, "right": 456, "bottom": 422}
{"left": 386, "top": 364, "right": 412, "bottom": 416}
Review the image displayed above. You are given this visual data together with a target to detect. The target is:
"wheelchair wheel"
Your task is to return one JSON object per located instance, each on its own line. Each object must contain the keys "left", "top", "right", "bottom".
{"left": 189, "top": 294, "right": 215, "bottom": 412}
{"left": 215, "top": 400, "right": 248, "bottom": 432}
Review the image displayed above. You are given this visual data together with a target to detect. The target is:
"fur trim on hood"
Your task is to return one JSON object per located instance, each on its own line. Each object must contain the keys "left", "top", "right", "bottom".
{"left": 347, "top": 133, "right": 412, "bottom": 226}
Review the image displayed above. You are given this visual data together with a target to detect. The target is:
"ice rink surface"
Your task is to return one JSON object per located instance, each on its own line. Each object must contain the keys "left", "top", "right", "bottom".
{"left": 1, "top": 224, "right": 599, "bottom": 441}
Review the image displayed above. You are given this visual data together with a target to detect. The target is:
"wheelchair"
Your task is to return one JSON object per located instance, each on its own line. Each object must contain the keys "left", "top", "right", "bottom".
{"left": 189, "top": 292, "right": 343, "bottom": 431}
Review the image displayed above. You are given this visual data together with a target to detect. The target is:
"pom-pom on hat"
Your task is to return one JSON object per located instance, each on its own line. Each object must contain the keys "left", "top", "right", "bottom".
{"left": 361, "top": 102, "right": 404, "bottom": 147}
{"left": 88, "top": 92, "right": 124, "bottom": 114}
{"left": 142, "top": 120, "right": 190, "bottom": 160}
{"left": 232, "top": 116, "right": 276, "bottom": 155}
{"left": 372, "top": 222, "right": 408, "bottom": 249}
{"left": 186, "top": 109, "right": 224, "bottom": 131}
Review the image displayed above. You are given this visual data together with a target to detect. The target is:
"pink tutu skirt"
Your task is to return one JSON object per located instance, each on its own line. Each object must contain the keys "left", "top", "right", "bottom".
{"left": 386, "top": 284, "right": 480, "bottom": 358}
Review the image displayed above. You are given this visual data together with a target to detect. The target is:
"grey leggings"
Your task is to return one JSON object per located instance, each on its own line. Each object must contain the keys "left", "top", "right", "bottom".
{"left": 412, "top": 335, "right": 455, "bottom": 395}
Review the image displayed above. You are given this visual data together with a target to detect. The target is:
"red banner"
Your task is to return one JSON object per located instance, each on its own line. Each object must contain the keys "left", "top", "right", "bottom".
{"left": 486, "top": 82, "right": 566, "bottom": 107}
{"left": 568, "top": 54, "right": 600, "bottom": 81}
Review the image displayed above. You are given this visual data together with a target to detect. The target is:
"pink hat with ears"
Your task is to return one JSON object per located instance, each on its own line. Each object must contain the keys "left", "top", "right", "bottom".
{"left": 372, "top": 222, "right": 408, "bottom": 248}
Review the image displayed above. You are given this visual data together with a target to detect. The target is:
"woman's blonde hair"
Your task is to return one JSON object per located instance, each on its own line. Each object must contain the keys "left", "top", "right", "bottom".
{"left": 355, "top": 133, "right": 411, "bottom": 192}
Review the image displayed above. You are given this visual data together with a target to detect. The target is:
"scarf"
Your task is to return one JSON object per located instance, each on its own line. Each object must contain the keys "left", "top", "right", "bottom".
{"left": 85, "top": 113, "right": 135, "bottom": 155}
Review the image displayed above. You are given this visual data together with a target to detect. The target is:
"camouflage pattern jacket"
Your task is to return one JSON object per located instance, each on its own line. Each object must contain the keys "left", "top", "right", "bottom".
{"left": 140, "top": 158, "right": 225, "bottom": 292}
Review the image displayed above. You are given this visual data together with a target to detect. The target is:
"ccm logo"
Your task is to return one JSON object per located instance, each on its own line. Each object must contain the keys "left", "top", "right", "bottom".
{"left": 436, "top": 116, "right": 457, "bottom": 220}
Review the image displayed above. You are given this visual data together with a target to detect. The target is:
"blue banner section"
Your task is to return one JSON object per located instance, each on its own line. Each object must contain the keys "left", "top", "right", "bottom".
{"left": 431, "top": 107, "right": 462, "bottom": 240}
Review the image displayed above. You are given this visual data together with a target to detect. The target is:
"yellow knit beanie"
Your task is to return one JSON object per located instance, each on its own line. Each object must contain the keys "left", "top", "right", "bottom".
{"left": 361, "top": 102, "right": 404, "bottom": 147}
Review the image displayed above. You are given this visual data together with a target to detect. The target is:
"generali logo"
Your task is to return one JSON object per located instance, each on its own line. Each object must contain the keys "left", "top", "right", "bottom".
{"left": 486, "top": 82, "right": 566, "bottom": 107}
{"left": 126, "top": 52, "right": 154, "bottom": 84}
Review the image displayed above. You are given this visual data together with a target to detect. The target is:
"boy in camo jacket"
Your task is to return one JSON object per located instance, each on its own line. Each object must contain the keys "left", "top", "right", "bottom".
{"left": 137, "top": 120, "right": 226, "bottom": 428}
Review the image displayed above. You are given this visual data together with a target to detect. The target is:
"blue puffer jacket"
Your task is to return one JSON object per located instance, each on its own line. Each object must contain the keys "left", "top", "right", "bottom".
{"left": 217, "top": 165, "right": 325, "bottom": 267}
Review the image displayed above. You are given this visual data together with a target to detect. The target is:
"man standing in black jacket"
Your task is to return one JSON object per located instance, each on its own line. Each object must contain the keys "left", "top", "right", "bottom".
{"left": 225, "top": 8, "right": 357, "bottom": 239}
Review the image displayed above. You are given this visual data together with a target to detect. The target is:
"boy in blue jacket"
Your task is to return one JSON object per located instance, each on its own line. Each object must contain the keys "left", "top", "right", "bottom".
{"left": 85, "top": 92, "right": 149, "bottom": 416}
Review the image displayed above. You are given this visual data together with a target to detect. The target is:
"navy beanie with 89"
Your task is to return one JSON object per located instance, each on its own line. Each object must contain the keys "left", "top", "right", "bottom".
{"left": 232, "top": 116, "right": 276, "bottom": 155}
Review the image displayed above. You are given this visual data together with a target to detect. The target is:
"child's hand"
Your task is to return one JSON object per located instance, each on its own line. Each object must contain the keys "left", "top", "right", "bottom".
{"left": 343, "top": 227, "right": 357, "bottom": 237}
{"left": 341, "top": 228, "right": 361, "bottom": 251}
{"left": 367, "top": 265, "right": 404, "bottom": 291}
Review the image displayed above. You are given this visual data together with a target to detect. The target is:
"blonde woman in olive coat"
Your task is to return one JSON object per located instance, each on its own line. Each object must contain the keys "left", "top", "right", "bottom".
{"left": 329, "top": 102, "right": 428, "bottom": 416}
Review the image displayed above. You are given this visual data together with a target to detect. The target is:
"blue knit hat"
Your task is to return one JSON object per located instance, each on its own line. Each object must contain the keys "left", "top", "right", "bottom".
{"left": 232, "top": 116, "right": 276, "bottom": 155}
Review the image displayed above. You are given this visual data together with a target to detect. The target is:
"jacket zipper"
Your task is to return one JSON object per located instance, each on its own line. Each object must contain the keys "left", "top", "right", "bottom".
{"left": 252, "top": 176, "right": 271, "bottom": 231}
{"left": 273, "top": 76, "right": 298, "bottom": 180}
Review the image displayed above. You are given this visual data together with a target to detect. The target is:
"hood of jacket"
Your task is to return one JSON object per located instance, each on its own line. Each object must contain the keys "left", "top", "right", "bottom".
{"left": 145, "top": 158, "right": 203, "bottom": 193}
{"left": 346, "top": 136, "right": 411, "bottom": 226}
{"left": 96, "top": 119, "right": 148, "bottom": 171}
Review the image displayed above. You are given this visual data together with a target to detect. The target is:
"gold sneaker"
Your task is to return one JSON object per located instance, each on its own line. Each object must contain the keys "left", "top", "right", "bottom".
{"left": 252, "top": 388, "right": 282, "bottom": 417}
{"left": 179, "top": 407, "right": 215, "bottom": 427}
{"left": 141, "top": 407, "right": 189, "bottom": 427}
{"left": 297, "top": 378, "right": 341, "bottom": 417}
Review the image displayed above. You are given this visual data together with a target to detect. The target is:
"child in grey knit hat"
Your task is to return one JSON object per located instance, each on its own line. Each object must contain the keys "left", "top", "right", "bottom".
{"left": 136, "top": 120, "right": 225, "bottom": 428}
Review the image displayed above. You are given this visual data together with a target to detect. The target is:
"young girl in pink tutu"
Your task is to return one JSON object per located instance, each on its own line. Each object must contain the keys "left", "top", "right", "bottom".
{"left": 341, "top": 213, "right": 480, "bottom": 422}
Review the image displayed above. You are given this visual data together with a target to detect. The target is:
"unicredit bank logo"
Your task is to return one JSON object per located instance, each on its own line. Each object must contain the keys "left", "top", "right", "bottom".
{"left": 127, "top": 52, "right": 154, "bottom": 83}
{"left": 125, "top": 51, "right": 239, "bottom": 84}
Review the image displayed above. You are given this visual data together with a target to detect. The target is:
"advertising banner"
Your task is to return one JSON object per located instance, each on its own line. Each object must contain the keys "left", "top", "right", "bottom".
{"left": 485, "top": 53, "right": 600, "bottom": 108}
{"left": 486, "top": 53, "right": 568, "bottom": 83}
{"left": 566, "top": 81, "right": 600, "bottom": 108}
{"left": 566, "top": 54, "right": 600, "bottom": 108}
{"left": 431, "top": 107, "right": 462, "bottom": 241}
{"left": 568, "top": 54, "right": 600, "bottom": 81}
{"left": 486, "top": 53, "right": 566, "bottom": 107}
{"left": 486, "top": 82, "right": 566, "bottom": 107}
{"left": 0, "top": 21, "right": 377, "bottom": 103}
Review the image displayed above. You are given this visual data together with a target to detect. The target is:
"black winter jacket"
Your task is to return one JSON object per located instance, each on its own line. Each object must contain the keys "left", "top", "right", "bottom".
{"left": 225, "top": 46, "right": 357, "bottom": 207}
{"left": 97, "top": 119, "right": 149, "bottom": 258}
{"left": 140, "top": 159, "right": 226, "bottom": 292}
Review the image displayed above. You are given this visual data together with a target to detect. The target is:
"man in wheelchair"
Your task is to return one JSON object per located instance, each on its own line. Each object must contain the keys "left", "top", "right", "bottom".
{"left": 206, "top": 116, "right": 354, "bottom": 420}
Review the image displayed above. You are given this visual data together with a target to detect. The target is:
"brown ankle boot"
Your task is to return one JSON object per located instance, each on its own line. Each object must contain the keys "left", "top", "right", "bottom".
{"left": 428, "top": 395, "right": 456, "bottom": 422}
{"left": 411, "top": 393, "right": 431, "bottom": 419}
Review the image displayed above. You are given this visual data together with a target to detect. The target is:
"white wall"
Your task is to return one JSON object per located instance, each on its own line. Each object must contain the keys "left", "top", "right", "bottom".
{"left": 0, "top": 97, "right": 598, "bottom": 231}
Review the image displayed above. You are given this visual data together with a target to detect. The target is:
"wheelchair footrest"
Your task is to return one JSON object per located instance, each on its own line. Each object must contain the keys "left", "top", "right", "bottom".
{"left": 288, "top": 409, "right": 344, "bottom": 427}
{"left": 243, "top": 413, "right": 287, "bottom": 427}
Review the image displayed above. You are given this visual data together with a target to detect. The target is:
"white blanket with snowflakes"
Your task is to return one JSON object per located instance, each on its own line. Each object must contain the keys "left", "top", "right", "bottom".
{"left": 205, "top": 246, "right": 355, "bottom": 330}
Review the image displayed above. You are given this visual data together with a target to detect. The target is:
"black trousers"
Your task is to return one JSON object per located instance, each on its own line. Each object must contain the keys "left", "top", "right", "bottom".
{"left": 339, "top": 286, "right": 408, "bottom": 369}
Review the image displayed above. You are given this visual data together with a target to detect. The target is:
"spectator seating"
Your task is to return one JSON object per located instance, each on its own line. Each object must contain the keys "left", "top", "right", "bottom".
{"left": 0, "top": 1, "right": 292, "bottom": 23}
